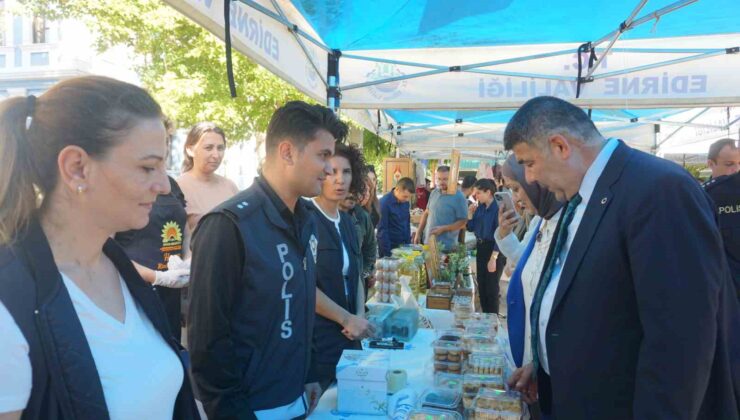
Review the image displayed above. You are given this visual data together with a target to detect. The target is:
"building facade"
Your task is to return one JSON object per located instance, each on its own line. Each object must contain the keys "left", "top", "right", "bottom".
{"left": 0, "top": 0, "right": 135, "bottom": 97}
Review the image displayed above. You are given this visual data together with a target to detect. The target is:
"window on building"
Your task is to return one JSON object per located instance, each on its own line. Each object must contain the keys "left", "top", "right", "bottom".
{"left": 0, "top": 1, "right": 5, "bottom": 46}
{"left": 30, "top": 51, "right": 48, "bottom": 66}
{"left": 32, "top": 15, "right": 47, "bottom": 44}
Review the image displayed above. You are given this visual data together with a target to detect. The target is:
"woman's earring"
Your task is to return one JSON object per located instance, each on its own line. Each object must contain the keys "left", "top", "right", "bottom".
{"left": 77, "top": 185, "right": 86, "bottom": 195}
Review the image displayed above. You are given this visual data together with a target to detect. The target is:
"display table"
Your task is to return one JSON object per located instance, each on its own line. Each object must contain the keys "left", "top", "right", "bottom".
{"left": 310, "top": 328, "right": 439, "bottom": 419}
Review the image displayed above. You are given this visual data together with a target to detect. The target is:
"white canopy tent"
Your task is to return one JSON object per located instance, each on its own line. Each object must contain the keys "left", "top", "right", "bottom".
{"left": 163, "top": 0, "right": 739, "bottom": 158}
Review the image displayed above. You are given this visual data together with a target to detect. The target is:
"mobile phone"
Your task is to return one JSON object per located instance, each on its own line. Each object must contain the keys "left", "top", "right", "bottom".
{"left": 494, "top": 191, "right": 520, "bottom": 220}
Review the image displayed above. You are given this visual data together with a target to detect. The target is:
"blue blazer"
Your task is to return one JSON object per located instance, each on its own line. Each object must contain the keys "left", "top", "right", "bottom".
{"left": 538, "top": 141, "right": 740, "bottom": 419}
{"left": 506, "top": 219, "right": 541, "bottom": 368}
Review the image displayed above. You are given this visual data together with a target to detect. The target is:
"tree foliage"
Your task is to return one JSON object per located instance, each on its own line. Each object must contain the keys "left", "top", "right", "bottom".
{"left": 20, "top": 0, "right": 310, "bottom": 141}
{"left": 20, "top": 0, "right": 397, "bottom": 167}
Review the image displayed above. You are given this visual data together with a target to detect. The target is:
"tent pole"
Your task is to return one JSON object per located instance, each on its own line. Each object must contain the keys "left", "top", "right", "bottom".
{"left": 591, "top": 0, "right": 698, "bottom": 47}
{"left": 341, "top": 68, "right": 569, "bottom": 91}
{"left": 651, "top": 124, "right": 660, "bottom": 155}
{"left": 342, "top": 53, "right": 446, "bottom": 70}
{"left": 727, "top": 107, "right": 731, "bottom": 137}
{"left": 592, "top": 49, "right": 735, "bottom": 80}
{"left": 268, "top": 0, "right": 327, "bottom": 89}
{"left": 603, "top": 47, "right": 720, "bottom": 54}
{"left": 585, "top": 0, "right": 648, "bottom": 79}
{"left": 725, "top": 115, "right": 740, "bottom": 130}
{"left": 327, "top": 50, "right": 341, "bottom": 111}
{"left": 656, "top": 107, "right": 711, "bottom": 147}
{"left": 237, "top": 0, "right": 332, "bottom": 53}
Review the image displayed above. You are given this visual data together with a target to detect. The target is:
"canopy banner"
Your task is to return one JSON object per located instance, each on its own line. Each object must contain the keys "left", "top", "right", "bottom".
{"left": 657, "top": 106, "right": 740, "bottom": 153}
{"left": 339, "top": 34, "right": 740, "bottom": 109}
{"left": 164, "top": 0, "right": 328, "bottom": 102}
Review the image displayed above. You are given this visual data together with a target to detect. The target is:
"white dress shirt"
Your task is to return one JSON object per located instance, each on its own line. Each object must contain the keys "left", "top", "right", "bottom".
{"left": 520, "top": 209, "right": 561, "bottom": 365}
{"left": 538, "top": 138, "right": 619, "bottom": 374}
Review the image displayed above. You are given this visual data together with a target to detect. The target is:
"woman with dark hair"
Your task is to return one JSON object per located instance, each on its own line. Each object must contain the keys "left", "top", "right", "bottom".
{"left": 177, "top": 122, "right": 238, "bottom": 229}
{"left": 309, "top": 143, "right": 376, "bottom": 392}
{"left": 467, "top": 178, "right": 501, "bottom": 313}
{"left": 0, "top": 76, "right": 198, "bottom": 420}
{"left": 496, "top": 155, "right": 563, "bottom": 378}
{"left": 360, "top": 164, "right": 381, "bottom": 227}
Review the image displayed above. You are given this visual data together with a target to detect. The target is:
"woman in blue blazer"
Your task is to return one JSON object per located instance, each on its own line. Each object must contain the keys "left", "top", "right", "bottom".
{"left": 496, "top": 155, "right": 563, "bottom": 371}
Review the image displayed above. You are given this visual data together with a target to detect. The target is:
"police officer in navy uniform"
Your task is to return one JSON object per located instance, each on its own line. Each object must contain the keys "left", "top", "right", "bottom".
{"left": 115, "top": 176, "right": 190, "bottom": 342}
{"left": 703, "top": 172, "right": 740, "bottom": 294}
{"left": 187, "top": 102, "right": 346, "bottom": 419}
{"left": 702, "top": 138, "right": 740, "bottom": 295}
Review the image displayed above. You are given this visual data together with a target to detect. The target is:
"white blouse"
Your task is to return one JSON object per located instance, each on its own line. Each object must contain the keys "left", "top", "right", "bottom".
{"left": 61, "top": 273, "right": 184, "bottom": 420}
{"left": 519, "top": 208, "right": 562, "bottom": 365}
{"left": 0, "top": 300, "right": 31, "bottom": 414}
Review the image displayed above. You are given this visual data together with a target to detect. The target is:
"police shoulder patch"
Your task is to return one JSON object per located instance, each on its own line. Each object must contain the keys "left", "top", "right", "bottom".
{"left": 218, "top": 189, "right": 263, "bottom": 221}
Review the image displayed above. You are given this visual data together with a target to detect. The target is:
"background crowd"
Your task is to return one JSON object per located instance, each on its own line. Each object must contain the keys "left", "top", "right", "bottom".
{"left": 0, "top": 76, "right": 737, "bottom": 420}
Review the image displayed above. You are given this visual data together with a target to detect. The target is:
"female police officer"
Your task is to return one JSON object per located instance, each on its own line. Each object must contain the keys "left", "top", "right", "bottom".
{"left": 308, "top": 143, "right": 376, "bottom": 392}
{"left": 187, "top": 101, "right": 355, "bottom": 419}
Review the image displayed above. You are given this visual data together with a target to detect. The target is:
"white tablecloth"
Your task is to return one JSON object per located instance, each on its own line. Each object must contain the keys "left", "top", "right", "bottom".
{"left": 309, "top": 328, "right": 442, "bottom": 419}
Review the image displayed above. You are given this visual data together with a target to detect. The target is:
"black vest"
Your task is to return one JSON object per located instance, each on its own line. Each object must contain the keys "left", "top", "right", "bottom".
{"left": 204, "top": 183, "right": 318, "bottom": 410}
{"left": 704, "top": 172, "right": 740, "bottom": 290}
{"left": 308, "top": 201, "right": 362, "bottom": 381}
{"left": 0, "top": 219, "right": 198, "bottom": 420}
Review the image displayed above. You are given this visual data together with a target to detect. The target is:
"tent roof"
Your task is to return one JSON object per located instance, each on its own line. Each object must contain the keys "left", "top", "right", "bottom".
{"left": 165, "top": 0, "right": 740, "bottom": 156}
{"left": 291, "top": 0, "right": 739, "bottom": 51}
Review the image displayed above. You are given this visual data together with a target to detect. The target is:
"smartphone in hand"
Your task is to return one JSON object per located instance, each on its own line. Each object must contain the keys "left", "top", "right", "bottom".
{"left": 494, "top": 191, "right": 521, "bottom": 221}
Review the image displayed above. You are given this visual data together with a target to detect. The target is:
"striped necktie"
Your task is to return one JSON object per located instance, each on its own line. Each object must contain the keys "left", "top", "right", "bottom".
{"left": 530, "top": 193, "right": 582, "bottom": 375}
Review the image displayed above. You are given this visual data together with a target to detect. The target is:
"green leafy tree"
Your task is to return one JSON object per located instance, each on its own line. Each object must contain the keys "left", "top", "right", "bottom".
{"left": 20, "top": 0, "right": 309, "bottom": 141}
{"left": 20, "top": 0, "right": 398, "bottom": 171}
{"left": 361, "top": 129, "right": 397, "bottom": 189}
{"left": 684, "top": 163, "right": 708, "bottom": 181}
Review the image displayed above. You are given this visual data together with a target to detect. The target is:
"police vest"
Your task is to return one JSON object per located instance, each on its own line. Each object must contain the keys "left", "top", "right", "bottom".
{"left": 309, "top": 201, "right": 362, "bottom": 381}
{"left": 211, "top": 183, "right": 318, "bottom": 410}
{"left": 704, "top": 172, "right": 740, "bottom": 285}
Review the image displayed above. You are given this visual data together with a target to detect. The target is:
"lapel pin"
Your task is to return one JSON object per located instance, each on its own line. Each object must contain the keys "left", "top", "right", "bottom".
{"left": 601, "top": 197, "right": 608, "bottom": 205}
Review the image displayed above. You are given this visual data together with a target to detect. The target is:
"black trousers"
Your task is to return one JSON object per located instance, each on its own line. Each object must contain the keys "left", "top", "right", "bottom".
{"left": 476, "top": 240, "right": 501, "bottom": 314}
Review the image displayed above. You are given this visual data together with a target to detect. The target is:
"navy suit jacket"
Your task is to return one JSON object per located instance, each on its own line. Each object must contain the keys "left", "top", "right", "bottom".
{"left": 540, "top": 141, "right": 740, "bottom": 419}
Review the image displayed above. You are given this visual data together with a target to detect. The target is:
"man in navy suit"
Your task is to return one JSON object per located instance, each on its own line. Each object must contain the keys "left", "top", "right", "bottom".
{"left": 504, "top": 96, "right": 739, "bottom": 420}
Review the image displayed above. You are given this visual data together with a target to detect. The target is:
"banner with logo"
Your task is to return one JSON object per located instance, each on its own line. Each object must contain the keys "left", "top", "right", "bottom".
{"left": 164, "top": 0, "right": 328, "bottom": 102}
{"left": 339, "top": 34, "right": 740, "bottom": 109}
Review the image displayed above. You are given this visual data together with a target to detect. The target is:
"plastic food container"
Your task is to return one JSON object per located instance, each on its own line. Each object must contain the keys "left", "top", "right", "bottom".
{"left": 462, "top": 392, "right": 477, "bottom": 409}
{"left": 420, "top": 388, "right": 462, "bottom": 411}
{"left": 468, "top": 352, "right": 506, "bottom": 376}
{"left": 463, "top": 320, "right": 496, "bottom": 336}
{"left": 473, "top": 389, "right": 523, "bottom": 414}
{"left": 436, "top": 329, "right": 464, "bottom": 342}
{"left": 365, "top": 305, "right": 394, "bottom": 338}
{"left": 463, "top": 334, "right": 496, "bottom": 352}
{"left": 462, "top": 373, "right": 505, "bottom": 395}
{"left": 407, "top": 407, "right": 463, "bottom": 420}
{"left": 433, "top": 359, "right": 463, "bottom": 374}
{"left": 471, "top": 408, "right": 521, "bottom": 420}
{"left": 383, "top": 307, "right": 419, "bottom": 342}
{"left": 432, "top": 339, "right": 464, "bottom": 363}
{"left": 434, "top": 372, "right": 463, "bottom": 392}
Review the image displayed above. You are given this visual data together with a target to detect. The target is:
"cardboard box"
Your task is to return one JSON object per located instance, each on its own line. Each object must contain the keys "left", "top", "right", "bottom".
{"left": 336, "top": 350, "right": 390, "bottom": 415}
{"left": 427, "top": 290, "right": 453, "bottom": 310}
